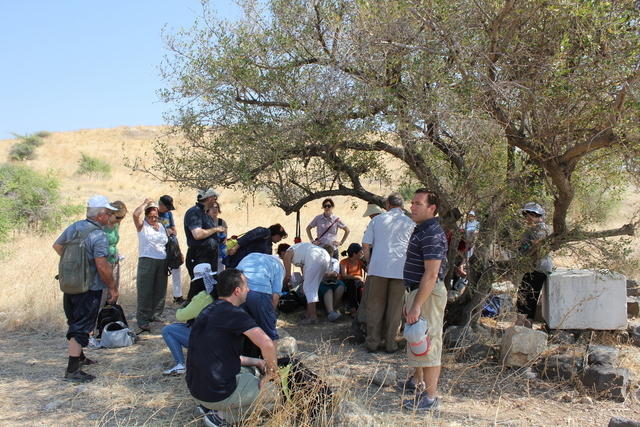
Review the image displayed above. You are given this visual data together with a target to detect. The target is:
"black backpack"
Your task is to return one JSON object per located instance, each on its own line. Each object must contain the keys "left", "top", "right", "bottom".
{"left": 165, "top": 234, "right": 184, "bottom": 272}
{"left": 96, "top": 303, "right": 128, "bottom": 338}
{"left": 277, "top": 357, "right": 333, "bottom": 422}
{"left": 277, "top": 291, "right": 306, "bottom": 313}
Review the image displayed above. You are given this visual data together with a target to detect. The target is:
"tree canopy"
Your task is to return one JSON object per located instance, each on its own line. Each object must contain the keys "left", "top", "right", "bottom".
{"left": 155, "top": 0, "right": 639, "bottom": 277}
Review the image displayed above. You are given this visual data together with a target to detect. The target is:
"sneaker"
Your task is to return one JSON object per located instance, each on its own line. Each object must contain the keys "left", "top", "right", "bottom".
{"left": 135, "top": 325, "right": 151, "bottom": 335}
{"left": 64, "top": 369, "right": 95, "bottom": 383}
{"left": 194, "top": 405, "right": 209, "bottom": 417}
{"left": 173, "top": 296, "right": 185, "bottom": 304}
{"left": 327, "top": 311, "right": 341, "bottom": 322}
{"left": 402, "top": 395, "right": 440, "bottom": 412}
{"left": 203, "top": 410, "right": 232, "bottom": 427}
{"left": 162, "top": 363, "right": 186, "bottom": 376}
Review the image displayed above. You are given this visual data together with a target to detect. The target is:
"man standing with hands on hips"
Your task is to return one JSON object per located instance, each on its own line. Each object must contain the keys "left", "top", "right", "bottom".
{"left": 401, "top": 189, "right": 448, "bottom": 412}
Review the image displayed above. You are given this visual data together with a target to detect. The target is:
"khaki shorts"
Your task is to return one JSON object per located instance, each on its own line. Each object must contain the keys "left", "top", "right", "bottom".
{"left": 405, "top": 280, "right": 447, "bottom": 367}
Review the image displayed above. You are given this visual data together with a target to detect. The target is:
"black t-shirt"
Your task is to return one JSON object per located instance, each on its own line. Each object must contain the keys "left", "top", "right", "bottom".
{"left": 186, "top": 299, "right": 258, "bottom": 402}
{"left": 183, "top": 203, "right": 215, "bottom": 248}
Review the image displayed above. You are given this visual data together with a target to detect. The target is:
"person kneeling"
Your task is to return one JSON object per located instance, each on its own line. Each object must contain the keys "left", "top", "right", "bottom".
{"left": 186, "top": 268, "right": 279, "bottom": 426}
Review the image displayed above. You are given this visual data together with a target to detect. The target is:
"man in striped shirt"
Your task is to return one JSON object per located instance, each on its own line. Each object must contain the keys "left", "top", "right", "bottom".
{"left": 401, "top": 189, "right": 448, "bottom": 412}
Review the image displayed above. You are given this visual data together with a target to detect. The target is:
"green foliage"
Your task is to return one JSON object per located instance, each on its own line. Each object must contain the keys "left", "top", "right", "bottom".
{"left": 8, "top": 133, "right": 45, "bottom": 161}
{"left": 76, "top": 153, "right": 111, "bottom": 177}
{"left": 0, "top": 164, "right": 82, "bottom": 241}
{"left": 35, "top": 130, "right": 51, "bottom": 138}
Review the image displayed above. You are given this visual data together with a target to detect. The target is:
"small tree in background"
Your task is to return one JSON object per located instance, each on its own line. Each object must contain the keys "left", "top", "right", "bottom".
{"left": 8, "top": 133, "right": 45, "bottom": 161}
{"left": 76, "top": 153, "right": 111, "bottom": 177}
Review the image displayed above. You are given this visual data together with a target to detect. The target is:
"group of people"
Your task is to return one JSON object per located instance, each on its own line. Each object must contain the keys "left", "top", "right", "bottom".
{"left": 53, "top": 187, "right": 553, "bottom": 423}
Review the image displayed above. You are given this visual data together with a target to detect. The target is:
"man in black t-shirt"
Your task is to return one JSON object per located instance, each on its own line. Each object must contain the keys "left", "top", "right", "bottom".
{"left": 186, "top": 268, "right": 278, "bottom": 425}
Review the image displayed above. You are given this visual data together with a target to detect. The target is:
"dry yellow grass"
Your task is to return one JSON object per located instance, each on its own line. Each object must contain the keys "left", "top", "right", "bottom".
{"left": 0, "top": 127, "right": 639, "bottom": 426}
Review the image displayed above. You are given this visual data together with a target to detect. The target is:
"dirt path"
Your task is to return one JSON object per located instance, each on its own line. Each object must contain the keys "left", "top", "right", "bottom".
{"left": 1, "top": 302, "right": 639, "bottom": 426}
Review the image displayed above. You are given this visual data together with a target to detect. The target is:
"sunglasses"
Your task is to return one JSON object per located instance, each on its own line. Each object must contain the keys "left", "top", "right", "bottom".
{"left": 147, "top": 215, "right": 159, "bottom": 219}
{"left": 323, "top": 204, "right": 333, "bottom": 208}
{"left": 115, "top": 216, "right": 125, "bottom": 220}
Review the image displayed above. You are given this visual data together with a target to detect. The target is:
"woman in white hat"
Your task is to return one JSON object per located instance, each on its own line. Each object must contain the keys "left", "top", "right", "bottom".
{"left": 516, "top": 202, "right": 553, "bottom": 326}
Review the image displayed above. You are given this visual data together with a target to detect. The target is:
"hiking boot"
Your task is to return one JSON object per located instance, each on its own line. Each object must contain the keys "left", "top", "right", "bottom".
{"left": 327, "top": 311, "right": 341, "bottom": 322}
{"left": 64, "top": 369, "right": 95, "bottom": 383}
{"left": 402, "top": 395, "right": 440, "bottom": 412}
{"left": 162, "top": 363, "right": 186, "bottom": 376}
{"left": 203, "top": 410, "right": 232, "bottom": 427}
{"left": 173, "top": 296, "right": 185, "bottom": 304}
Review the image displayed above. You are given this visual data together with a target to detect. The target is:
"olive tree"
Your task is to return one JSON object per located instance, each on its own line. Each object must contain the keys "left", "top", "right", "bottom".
{"left": 153, "top": 0, "right": 639, "bottom": 321}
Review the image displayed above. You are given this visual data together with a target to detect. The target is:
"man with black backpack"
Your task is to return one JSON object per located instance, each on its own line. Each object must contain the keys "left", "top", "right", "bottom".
{"left": 53, "top": 195, "right": 119, "bottom": 383}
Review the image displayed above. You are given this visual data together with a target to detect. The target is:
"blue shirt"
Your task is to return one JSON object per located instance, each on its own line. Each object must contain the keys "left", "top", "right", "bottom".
{"left": 237, "top": 252, "right": 284, "bottom": 295}
{"left": 54, "top": 219, "right": 109, "bottom": 291}
{"left": 403, "top": 217, "right": 448, "bottom": 287}
{"left": 158, "top": 210, "right": 175, "bottom": 230}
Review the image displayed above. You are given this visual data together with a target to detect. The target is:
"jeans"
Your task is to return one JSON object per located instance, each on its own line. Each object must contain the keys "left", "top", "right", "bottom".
{"left": 162, "top": 323, "right": 191, "bottom": 365}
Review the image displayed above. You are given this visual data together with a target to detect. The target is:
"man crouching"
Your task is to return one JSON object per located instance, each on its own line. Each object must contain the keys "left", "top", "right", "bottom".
{"left": 186, "top": 268, "right": 278, "bottom": 426}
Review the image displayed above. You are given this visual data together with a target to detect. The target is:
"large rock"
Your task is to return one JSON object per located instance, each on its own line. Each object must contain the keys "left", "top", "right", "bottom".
{"left": 536, "top": 352, "right": 583, "bottom": 381}
{"left": 371, "top": 366, "right": 397, "bottom": 387}
{"left": 443, "top": 325, "right": 478, "bottom": 349}
{"left": 628, "top": 324, "right": 640, "bottom": 347}
{"left": 277, "top": 336, "right": 298, "bottom": 358}
{"left": 501, "top": 326, "right": 548, "bottom": 367}
{"left": 582, "top": 365, "right": 629, "bottom": 401}
{"left": 586, "top": 344, "right": 619, "bottom": 367}
{"left": 609, "top": 417, "right": 640, "bottom": 427}
{"left": 627, "top": 279, "right": 640, "bottom": 297}
{"left": 333, "top": 400, "right": 376, "bottom": 426}
{"left": 628, "top": 297, "right": 640, "bottom": 318}
{"left": 542, "top": 269, "right": 627, "bottom": 330}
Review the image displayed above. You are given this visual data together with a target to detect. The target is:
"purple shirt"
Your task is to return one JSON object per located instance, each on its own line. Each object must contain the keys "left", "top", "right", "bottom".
{"left": 307, "top": 214, "right": 347, "bottom": 246}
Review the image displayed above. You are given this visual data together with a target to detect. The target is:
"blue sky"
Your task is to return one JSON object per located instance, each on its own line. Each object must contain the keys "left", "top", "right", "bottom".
{"left": 0, "top": 1, "right": 241, "bottom": 140}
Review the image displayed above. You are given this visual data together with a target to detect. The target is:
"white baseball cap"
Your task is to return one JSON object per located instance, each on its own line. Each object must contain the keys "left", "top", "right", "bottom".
{"left": 87, "top": 195, "right": 117, "bottom": 211}
{"left": 403, "top": 317, "right": 431, "bottom": 357}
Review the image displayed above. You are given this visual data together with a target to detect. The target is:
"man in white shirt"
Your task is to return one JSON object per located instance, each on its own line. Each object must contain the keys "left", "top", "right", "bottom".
{"left": 362, "top": 193, "right": 415, "bottom": 352}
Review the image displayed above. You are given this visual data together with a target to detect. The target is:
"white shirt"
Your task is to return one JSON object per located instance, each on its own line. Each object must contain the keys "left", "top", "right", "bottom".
{"left": 289, "top": 242, "right": 331, "bottom": 270}
{"left": 362, "top": 207, "right": 415, "bottom": 279}
{"left": 137, "top": 220, "right": 168, "bottom": 260}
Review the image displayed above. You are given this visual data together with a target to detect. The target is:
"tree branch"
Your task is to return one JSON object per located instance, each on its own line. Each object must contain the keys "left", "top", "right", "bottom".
{"left": 276, "top": 185, "right": 385, "bottom": 215}
{"left": 550, "top": 222, "right": 636, "bottom": 250}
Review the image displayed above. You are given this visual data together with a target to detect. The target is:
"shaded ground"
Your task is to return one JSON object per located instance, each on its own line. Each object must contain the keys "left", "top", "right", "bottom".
{"left": 1, "top": 301, "right": 639, "bottom": 426}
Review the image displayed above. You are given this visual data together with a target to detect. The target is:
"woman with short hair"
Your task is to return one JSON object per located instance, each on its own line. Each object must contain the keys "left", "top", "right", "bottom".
{"left": 306, "top": 198, "right": 350, "bottom": 258}
{"left": 133, "top": 198, "right": 168, "bottom": 332}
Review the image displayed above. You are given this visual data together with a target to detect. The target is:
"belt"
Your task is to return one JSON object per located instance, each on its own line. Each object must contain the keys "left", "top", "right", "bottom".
{"left": 408, "top": 283, "right": 420, "bottom": 291}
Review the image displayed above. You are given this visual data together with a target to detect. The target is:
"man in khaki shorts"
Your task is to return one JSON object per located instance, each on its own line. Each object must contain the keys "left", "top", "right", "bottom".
{"left": 401, "top": 189, "right": 448, "bottom": 412}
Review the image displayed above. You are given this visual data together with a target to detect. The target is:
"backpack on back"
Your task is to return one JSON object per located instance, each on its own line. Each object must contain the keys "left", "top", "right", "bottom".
{"left": 58, "top": 223, "right": 100, "bottom": 294}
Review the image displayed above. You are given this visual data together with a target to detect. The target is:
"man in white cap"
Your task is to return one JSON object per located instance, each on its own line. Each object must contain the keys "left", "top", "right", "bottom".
{"left": 183, "top": 188, "right": 225, "bottom": 285}
{"left": 53, "top": 195, "right": 119, "bottom": 383}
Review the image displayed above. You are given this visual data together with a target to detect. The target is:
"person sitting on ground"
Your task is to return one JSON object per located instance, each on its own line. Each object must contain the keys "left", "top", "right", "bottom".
{"left": 225, "top": 223, "right": 287, "bottom": 268}
{"left": 237, "top": 252, "right": 285, "bottom": 358}
{"left": 282, "top": 242, "right": 332, "bottom": 324}
{"left": 133, "top": 198, "right": 168, "bottom": 332}
{"left": 186, "top": 268, "right": 278, "bottom": 426}
{"left": 339, "top": 243, "right": 366, "bottom": 315}
{"left": 319, "top": 253, "right": 345, "bottom": 322}
{"left": 161, "top": 263, "right": 216, "bottom": 376}
{"left": 306, "top": 198, "right": 350, "bottom": 258}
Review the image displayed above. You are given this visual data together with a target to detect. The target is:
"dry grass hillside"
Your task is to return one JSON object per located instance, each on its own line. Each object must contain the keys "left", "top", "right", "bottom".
{"left": 0, "top": 127, "right": 638, "bottom": 426}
